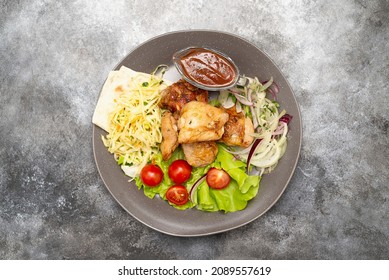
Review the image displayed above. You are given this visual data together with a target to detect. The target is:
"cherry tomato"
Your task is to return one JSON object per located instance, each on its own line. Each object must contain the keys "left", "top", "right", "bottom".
{"left": 140, "top": 164, "right": 163, "bottom": 187}
{"left": 166, "top": 185, "right": 189, "bottom": 205}
{"left": 206, "top": 168, "right": 230, "bottom": 189}
{"left": 168, "top": 159, "right": 192, "bottom": 184}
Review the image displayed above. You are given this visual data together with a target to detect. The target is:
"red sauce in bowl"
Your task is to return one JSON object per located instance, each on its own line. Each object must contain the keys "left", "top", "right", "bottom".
{"left": 178, "top": 48, "right": 237, "bottom": 88}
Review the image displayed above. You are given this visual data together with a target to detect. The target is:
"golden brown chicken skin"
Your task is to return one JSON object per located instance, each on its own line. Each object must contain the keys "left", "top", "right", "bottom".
{"left": 222, "top": 106, "right": 246, "bottom": 146}
{"left": 242, "top": 117, "right": 255, "bottom": 147}
{"left": 221, "top": 106, "right": 254, "bottom": 148}
{"left": 182, "top": 142, "right": 218, "bottom": 167}
{"left": 159, "top": 79, "right": 208, "bottom": 115}
{"left": 160, "top": 111, "right": 179, "bottom": 161}
{"left": 178, "top": 101, "right": 229, "bottom": 144}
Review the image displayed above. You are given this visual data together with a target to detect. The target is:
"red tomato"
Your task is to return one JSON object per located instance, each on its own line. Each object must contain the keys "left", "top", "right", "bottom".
{"left": 168, "top": 160, "right": 192, "bottom": 184}
{"left": 206, "top": 168, "right": 230, "bottom": 189}
{"left": 140, "top": 164, "right": 163, "bottom": 187}
{"left": 166, "top": 185, "right": 189, "bottom": 205}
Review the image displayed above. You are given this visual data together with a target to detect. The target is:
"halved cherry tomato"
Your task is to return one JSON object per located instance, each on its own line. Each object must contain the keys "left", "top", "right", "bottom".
{"left": 166, "top": 185, "right": 189, "bottom": 205}
{"left": 140, "top": 164, "right": 163, "bottom": 187}
{"left": 206, "top": 168, "right": 230, "bottom": 189}
{"left": 168, "top": 159, "right": 192, "bottom": 184}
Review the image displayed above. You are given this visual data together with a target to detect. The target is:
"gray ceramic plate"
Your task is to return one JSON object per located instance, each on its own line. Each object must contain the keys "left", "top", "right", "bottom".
{"left": 93, "top": 30, "right": 302, "bottom": 236}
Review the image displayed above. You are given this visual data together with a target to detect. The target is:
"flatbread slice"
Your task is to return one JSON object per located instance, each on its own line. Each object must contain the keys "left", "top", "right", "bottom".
{"left": 92, "top": 66, "right": 171, "bottom": 131}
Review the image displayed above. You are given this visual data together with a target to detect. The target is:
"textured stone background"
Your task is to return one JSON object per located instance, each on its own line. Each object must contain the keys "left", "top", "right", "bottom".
{"left": 0, "top": 0, "right": 388, "bottom": 259}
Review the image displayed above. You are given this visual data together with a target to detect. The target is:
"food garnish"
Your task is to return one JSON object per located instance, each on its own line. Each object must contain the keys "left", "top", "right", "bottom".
{"left": 206, "top": 168, "right": 231, "bottom": 189}
{"left": 140, "top": 164, "right": 164, "bottom": 187}
{"left": 168, "top": 159, "right": 192, "bottom": 184}
{"left": 166, "top": 185, "right": 189, "bottom": 206}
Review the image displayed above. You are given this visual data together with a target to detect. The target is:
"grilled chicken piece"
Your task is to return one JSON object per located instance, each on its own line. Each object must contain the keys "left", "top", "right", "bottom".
{"left": 242, "top": 117, "right": 255, "bottom": 147}
{"left": 222, "top": 106, "right": 254, "bottom": 147}
{"left": 178, "top": 101, "right": 229, "bottom": 144}
{"left": 160, "top": 111, "right": 179, "bottom": 161}
{"left": 159, "top": 79, "right": 208, "bottom": 115}
{"left": 222, "top": 106, "right": 245, "bottom": 146}
{"left": 182, "top": 142, "right": 218, "bottom": 167}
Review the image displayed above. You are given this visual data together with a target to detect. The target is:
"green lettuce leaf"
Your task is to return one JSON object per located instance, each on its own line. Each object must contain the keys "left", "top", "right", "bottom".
{"left": 135, "top": 144, "right": 261, "bottom": 212}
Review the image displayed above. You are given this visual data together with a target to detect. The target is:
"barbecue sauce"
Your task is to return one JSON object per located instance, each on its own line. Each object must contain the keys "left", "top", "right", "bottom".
{"left": 179, "top": 48, "right": 236, "bottom": 87}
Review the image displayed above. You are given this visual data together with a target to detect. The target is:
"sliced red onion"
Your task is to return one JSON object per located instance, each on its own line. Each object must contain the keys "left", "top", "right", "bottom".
{"left": 227, "top": 89, "right": 253, "bottom": 105}
{"left": 250, "top": 106, "right": 259, "bottom": 129}
{"left": 246, "top": 138, "right": 262, "bottom": 173}
{"left": 247, "top": 88, "right": 253, "bottom": 102}
{"left": 269, "top": 83, "right": 280, "bottom": 100}
{"left": 270, "top": 82, "right": 279, "bottom": 93}
{"left": 230, "top": 92, "right": 253, "bottom": 106}
{"left": 262, "top": 80, "right": 279, "bottom": 100}
{"left": 228, "top": 88, "right": 242, "bottom": 95}
{"left": 272, "top": 122, "right": 285, "bottom": 136}
{"left": 279, "top": 114, "right": 293, "bottom": 124}
{"left": 260, "top": 79, "right": 274, "bottom": 91}
{"left": 189, "top": 174, "right": 207, "bottom": 202}
{"left": 267, "top": 87, "right": 276, "bottom": 100}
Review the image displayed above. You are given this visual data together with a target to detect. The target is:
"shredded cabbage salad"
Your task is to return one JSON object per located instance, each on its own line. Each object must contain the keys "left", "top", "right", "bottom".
{"left": 102, "top": 66, "right": 167, "bottom": 176}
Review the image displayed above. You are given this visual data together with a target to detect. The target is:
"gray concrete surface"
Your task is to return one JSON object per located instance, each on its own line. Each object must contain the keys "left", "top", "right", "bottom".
{"left": 0, "top": 0, "right": 388, "bottom": 259}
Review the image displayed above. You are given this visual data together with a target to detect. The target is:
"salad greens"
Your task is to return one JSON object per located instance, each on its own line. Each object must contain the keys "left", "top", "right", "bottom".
{"left": 135, "top": 145, "right": 261, "bottom": 212}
